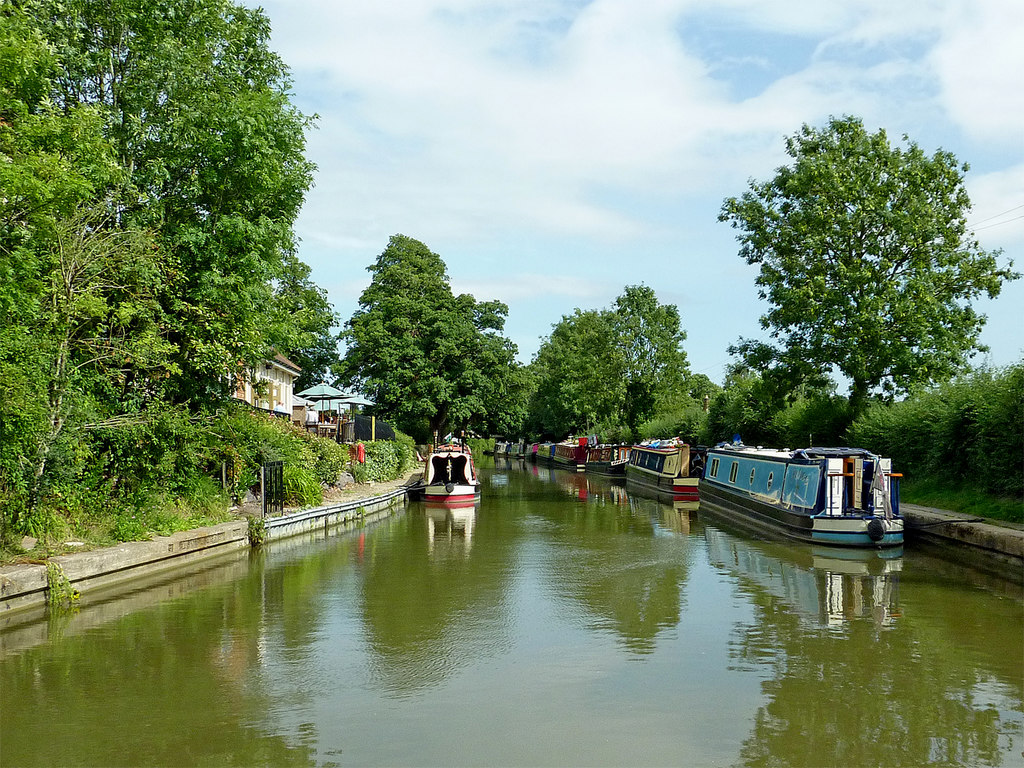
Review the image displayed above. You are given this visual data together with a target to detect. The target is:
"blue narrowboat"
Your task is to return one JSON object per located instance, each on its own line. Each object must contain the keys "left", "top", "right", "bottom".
{"left": 700, "top": 444, "right": 903, "bottom": 548}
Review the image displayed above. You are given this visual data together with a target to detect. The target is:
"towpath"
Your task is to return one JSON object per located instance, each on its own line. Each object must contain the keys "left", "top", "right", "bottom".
{"left": 901, "top": 503, "right": 1023, "bottom": 577}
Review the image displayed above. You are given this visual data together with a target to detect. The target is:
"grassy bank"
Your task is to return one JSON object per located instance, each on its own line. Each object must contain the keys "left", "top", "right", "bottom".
{"left": 901, "top": 477, "right": 1022, "bottom": 524}
{"left": 1, "top": 405, "right": 417, "bottom": 565}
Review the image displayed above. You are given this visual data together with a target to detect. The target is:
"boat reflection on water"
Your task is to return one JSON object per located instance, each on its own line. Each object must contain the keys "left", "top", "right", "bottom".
{"left": 424, "top": 500, "right": 478, "bottom": 554}
{"left": 554, "top": 469, "right": 629, "bottom": 506}
{"left": 510, "top": 456, "right": 903, "bottom": 629}
{"left": 528, "top": 461, "right": 552, "bottom": 483}
{"left": 704, "top": 524, "right": 902, "bottom": 629}
{"left": 626, "top": 485, "right": 697, "bottom": 534}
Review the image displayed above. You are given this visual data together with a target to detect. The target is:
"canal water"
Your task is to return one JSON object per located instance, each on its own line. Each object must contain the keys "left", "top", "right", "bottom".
{"left": 2, "top": 459, "right": 1022, "bottom": 767}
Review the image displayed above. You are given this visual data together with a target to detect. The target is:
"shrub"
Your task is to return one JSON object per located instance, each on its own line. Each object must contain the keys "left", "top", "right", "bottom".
{"left": 351, "top": 435, "right": 416, "bottom": 484}
{"left": 639, "top": 404, "right": 707, "bottom": 445}
{"left": 772, "top": 394, "right": 853, "bottom": 449}
{"left": 465, "top": 437, "right": 494, "bottom": 457}
{"left": 847, "top": 363, "right": 1023, "bottom": 498}
{"left": 592, "top": 421, "right": 633, "bottom": 444}
{"left": 283, "top": 464, "right": 323, "bottom": 507}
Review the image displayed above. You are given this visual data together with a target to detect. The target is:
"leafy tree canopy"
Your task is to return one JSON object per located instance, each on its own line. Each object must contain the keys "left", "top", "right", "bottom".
{"left": 720, "top": 115, "right": 1018, "bottom": 413}
{"left": 529, "top": 309, "right": 622, "bottom": 437}
{"left": 338, "top": 235, "right": 522, "bottom": 442}
{"left": 528, "top": 285, "right": 692, "bottom": 439}
{"left": 0, "top": 1, "right": 333, "bottom": 536}
{"left": 26, "top": 0, "right": 322, "bottom": 400}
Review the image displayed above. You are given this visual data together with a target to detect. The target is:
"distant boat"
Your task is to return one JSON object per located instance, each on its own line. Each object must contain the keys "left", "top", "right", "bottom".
{"left": 625, "top": 440, "right": 699, "bottom": 506}
{"left": 700, "top": 444, "right": 903, "bottom": 548}
{"left": 584, "top": 443, "right": 630, "bottom": 477}
{"left": 421, "top": 443, "right": 481, "bottom": 504}
{"left": 535, "top": 442, "right": 556, "bottom": 464}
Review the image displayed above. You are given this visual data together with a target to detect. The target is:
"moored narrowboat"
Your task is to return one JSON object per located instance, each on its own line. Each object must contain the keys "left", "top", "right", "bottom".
{"left": 584, "top": 444, "right": 631, "bottom": 476}
{"left": 552, "top": 438, "right": 587, "bottom": 472}
{"left": 535, "top": 442, "right": 556, "bottom": 464}
{"left": 422, "top": 443, "right": 481, "bottom": 504}
{"left": 700, "top": 444, "right": 903, "bottom": 548}
{"left": 624, "top": 440, "right": 699, "bottom": 504}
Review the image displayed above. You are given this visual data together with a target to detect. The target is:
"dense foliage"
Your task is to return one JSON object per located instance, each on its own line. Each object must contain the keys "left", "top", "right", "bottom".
{"left": 847, "top": 364, "right": 1023, "bottom": 500}
{"left": 720, "top": 116, "right": 1018, "bottom": 414}
{"left": 349, "top": 435, "right": 417, "bottom": 485}
{"left": 339, "top": 235, "right": 525, "bottom": 443}
{"left": 0, "top": 0, "right": 343, "bottom": 551}
{"left": 528, "top": 285, "right": 696, "bottom": 440}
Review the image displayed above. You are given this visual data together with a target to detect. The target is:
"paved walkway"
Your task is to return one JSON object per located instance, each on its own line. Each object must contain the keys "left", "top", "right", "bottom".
{"left": 901, "top": 503, "right": 1023, "bottom": 577}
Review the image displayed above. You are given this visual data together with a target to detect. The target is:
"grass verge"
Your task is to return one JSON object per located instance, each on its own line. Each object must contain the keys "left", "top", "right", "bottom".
{"left": 901, "top": 477, "right": 1023, "bottom": 524}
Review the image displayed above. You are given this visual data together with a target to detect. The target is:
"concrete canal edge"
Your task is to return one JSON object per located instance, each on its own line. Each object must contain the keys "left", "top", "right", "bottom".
{"left": 901, "top": 503, "right": 1024, "bottom": 578}
{"left": 0, "top": 478, "right": 419, "bottom": 625}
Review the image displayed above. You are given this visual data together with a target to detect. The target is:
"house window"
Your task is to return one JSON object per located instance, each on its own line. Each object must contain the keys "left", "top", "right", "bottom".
{"left": 729, "top": 462, "right": 738, "bottom": 484}
{"left": 709, "top": 458, "right": 719, "bottom": 478}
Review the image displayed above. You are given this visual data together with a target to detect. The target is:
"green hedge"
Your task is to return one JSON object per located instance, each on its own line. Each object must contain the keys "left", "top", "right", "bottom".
{"left": 847, "top": 364, "right": 1023, "bottom": 499}
{"left": 350, "top": 432, "right": 417, "bottom": 484}
{"left": 1, "top": 402, "right": 358, "bottom": 551}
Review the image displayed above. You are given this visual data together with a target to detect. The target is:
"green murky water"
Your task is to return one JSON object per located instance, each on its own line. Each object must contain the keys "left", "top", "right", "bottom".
{"left": 2, "top": 459, "right": 1022, "bottom": 767}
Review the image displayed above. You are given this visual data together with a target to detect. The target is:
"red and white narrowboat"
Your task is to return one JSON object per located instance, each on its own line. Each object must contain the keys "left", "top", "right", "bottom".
{"left": 423, "top": 443, "right": 481, "bottom": 504}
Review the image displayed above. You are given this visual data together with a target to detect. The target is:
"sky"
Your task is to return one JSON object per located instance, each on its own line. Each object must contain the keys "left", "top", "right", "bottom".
{"left": 251, "top": 0, "right": 1023, "bottom": 386}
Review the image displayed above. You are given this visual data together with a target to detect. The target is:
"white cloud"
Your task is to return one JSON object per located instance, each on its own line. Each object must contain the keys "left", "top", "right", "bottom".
{"left": 252, "top": 0, "right": 1024, "bottom": 377}
{"left": 929, "top": 0, "right": 1024, "bottom": 144}
{"left": 452, "top": 273, "right": 609, "bottom": 304}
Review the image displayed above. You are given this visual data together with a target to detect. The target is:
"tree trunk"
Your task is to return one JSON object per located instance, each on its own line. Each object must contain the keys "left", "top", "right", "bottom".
{"left": 848, "top": 379, "right": 870, "bottom": 420}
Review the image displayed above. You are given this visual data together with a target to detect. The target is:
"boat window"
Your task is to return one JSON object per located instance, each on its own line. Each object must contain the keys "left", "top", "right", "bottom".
{"left": 709, "top": 457, "right": 719, "bottom": 478}
{"left": 767, "top": 472, "right": 774, "bottom": 490}
{"left": 729, "top": 462, "right": 738, "bottom": 483}
{"left": 749, "top": 468, "right": 756, "bottom": 485}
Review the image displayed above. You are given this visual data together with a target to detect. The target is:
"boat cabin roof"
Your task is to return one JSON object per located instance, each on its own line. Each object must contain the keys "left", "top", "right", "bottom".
{"left": 432, "top": 443, "right": 471, "bottom": 455}
{"left": 710, "top": 443, "right": 878, "bottom": 461}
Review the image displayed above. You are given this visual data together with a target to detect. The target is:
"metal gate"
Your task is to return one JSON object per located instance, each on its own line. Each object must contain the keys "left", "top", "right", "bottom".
{"left": 262, "top": 461, "right": 284, "bottom": 518}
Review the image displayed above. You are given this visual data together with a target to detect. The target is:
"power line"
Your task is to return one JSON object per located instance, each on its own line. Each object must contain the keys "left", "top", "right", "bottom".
{"left": 968, "top": 203, "right": 1024, "bottom": 227}
{"left": 972, "top": 213, "right": 1024, "bottom": 233}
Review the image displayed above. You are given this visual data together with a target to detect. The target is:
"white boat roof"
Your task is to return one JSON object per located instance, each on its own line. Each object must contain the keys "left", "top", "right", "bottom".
{"left": 710, "top": 444, "right": 880, "bottom": 460}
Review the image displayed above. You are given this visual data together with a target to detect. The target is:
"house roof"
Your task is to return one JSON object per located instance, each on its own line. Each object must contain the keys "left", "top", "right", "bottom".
{"left": 271, "top": 352, "right": 302, "bottom": 373}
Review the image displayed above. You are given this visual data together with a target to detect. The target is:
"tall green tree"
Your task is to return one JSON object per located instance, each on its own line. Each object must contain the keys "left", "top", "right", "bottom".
{"left": 720, "top": 116, "right": 1018, "bottom": 414}
{"left": 1, "top": 1, "right": 328, "bottom": 538}
{"left": 29, "top": 0, "right": 318, "bottom": 401}
{"left": 530, "top": 309, "right": 624, "bottom": 436}
{"left": 528, "top": 285, "right": 692, "bottom": 439}
{"left": 610, "top": 285, "right": 690, "bottom": 433}
{"left": 339, "top": 235, "right": 520, "bottom": 442}
{"left": 0, "top": 9, "right": 172, "bottom": 528}
{"left": 273, "top": 256, "right": 339, "bottom": 392}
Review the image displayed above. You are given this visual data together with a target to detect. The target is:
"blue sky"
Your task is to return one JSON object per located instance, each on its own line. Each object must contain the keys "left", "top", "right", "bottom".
{"left": 253, "top": 0, "right": 1023, "bottom": 386}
